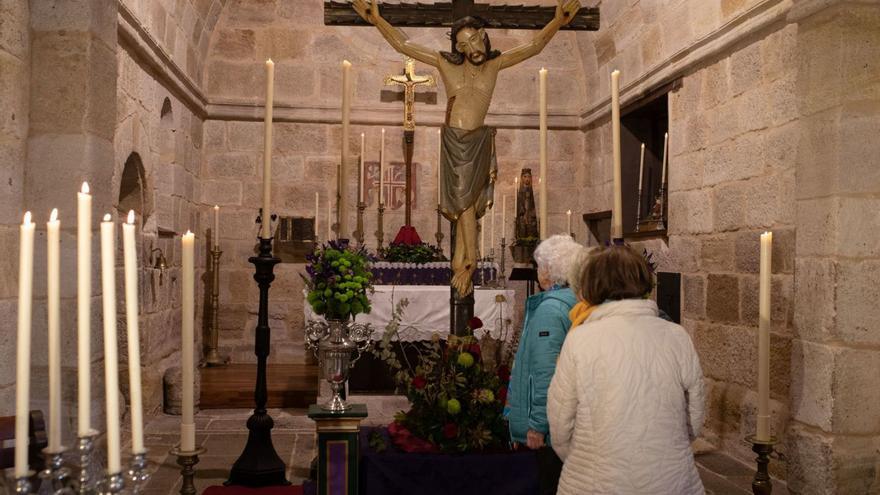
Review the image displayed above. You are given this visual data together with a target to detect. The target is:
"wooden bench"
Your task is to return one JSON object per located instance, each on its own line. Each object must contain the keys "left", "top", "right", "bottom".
{"left": 0, "top": 410, "right": 48, "bottom": 472}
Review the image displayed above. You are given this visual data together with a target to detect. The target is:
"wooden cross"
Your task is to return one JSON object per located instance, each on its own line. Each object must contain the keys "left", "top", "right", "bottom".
{"left": 324, "top": 0, "right": 600, "bottom": 31}
{"left": 384, "top": 59, "right": 435, "bottom": 226}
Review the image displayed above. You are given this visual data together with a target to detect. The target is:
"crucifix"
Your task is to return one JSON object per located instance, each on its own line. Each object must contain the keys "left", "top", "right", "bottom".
{"left": 385, "top": 58, "right": 435, "bottom": 231}
{"left": 328, "top": 0, "right": 600, "bottom": 335}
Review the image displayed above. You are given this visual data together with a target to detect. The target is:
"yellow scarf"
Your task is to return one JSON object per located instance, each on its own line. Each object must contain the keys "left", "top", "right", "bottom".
{"left": 568, "top": 301, "right": 595, "bottom": 331}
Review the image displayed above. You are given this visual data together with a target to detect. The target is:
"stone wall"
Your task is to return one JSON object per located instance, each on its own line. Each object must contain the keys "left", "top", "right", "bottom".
{"left": 202, "top": 0, "right": 591, "bottom": 362}
{"left": 0, "top": 0, "right": 30, "bottom": 416}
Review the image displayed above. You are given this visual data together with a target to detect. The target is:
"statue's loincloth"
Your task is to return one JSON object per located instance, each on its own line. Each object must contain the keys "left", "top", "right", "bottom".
{"left": 439, "top": 125, "right": 497, "bottom": 221}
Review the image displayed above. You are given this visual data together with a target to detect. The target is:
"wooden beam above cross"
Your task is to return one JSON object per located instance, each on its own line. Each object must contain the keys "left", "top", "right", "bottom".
{"left": 324, "top": 0, "right": 600, "bottom": 31}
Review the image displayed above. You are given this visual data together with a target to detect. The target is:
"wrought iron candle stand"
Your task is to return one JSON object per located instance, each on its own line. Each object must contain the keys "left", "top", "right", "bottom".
{"left": 747, "top": 435, "right": 777, "bottom": 495}
{"left": 354, "top": 201, "right": 366, "bottom": 246}
{"left": 226, "top": 236, "right": 287, "bottom": 486}
{"left": 305, "top": 320, "right": 373, "bottom": 412}
{"left": 170, "top": 447, "right": 205, "bottom": 495}
{"left": 205, "top": 245, "right": 228, "bottom": 366}
{"left": 375, "top": 203, "right": 385, "bottom": 249}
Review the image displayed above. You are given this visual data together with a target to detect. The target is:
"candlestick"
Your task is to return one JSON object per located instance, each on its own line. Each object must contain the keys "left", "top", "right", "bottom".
{"left": 172, "top": 447, "right": 206, "bottom": 495}
{"left": 128, "top": 450, "right": 150, "bottom": 494}
{"left": 566, "top": 210, "right": 572, "bottom": 235}
{"left": 15, "top": 211, "right": 34, "bottom": 478}
{"left": 123, "top": 211, "right": 145, "bottom": 454}
{"left": 661, "top": 131, "right": 669, "bottom": 186}
{"left": 539, "top": 68, "right": 548, "bottom": 240}
{"left": 181, "top": 231, "right": 195, "bottom": 452}
{"left": 359, "top": 132, "right": 365, "bottom": 203}
{"left": 77, "top": 182, "right": 92, "bottom": 437}
{"left": 757, "top": 231, "right": 773, "bottom": 441}
{"left": 213, "top": 205, "right": 220, "bottom": 249}
{"left": 437, "top": 128, "right": 442, "bottom": 206}
{"left": 340, "top": 60, "right": 352, "bottom": 237}
{"left": 502, "top": 196, "right": 507, "bottom": 240}
{"left": 636, "top": 142, "right": 646, "bottom": 232}
{"left": 100, "top": 213, "right": 122, "bottom": 474}
{"left": 314, "top": 192, "right": 319, "bottom": 242}
{"left": 610, "top": 69, "right": 623, "bottom": 239}
{"left": 435, "top": 206, "right": 444, "bottom": 254}
{"left": 355, "top": 201, "right": 366, "bottom": 246}
{"left": 490, "top": 204, "right": 495, "bottom": 250}
{"left": 39, "top": 447, "right": 71, "bottom": 494}
{"left": 261, "top": 59, "right": 275, "bottom": 239}
{"left": 380, "top": 128, "right": 385, "bottom": 204}
{"left": 206, "top": 245, "right": 227, "bottom": 367}
{"left": 480, "top": 219, "right": 485, "bottom": 258}
{"left": 46, "top": 208, "right": 62, "bottom": 453}
{"left": 327, "top": 198, "right": 332, "bottom": 240}
{"left": 376, "top": 203, "right": 385, "bottom": 249}
{"left": 513, "top": 177, "right": 519, "bottom": 226}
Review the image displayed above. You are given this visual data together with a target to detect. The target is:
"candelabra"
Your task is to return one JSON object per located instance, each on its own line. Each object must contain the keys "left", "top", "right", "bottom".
{"left": 747, "top": 435, "right": 777, "bottom": 495}
{"left": 354, "top": 201, "right": 366, "bottom": 246}
{"left": 435, "top": 206, "right": 444, "bottom": 252}
{"left": 171, "top": 447, "right": 205, "bottom": 495}
{"left": 375, "top": 203, "right": 385, "bottom": 249}
{"left": 205, "top": 246, "right": 227, "bottom": 367}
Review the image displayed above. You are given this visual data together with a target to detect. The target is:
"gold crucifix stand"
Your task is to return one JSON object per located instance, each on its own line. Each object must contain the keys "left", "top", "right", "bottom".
{"left": 384, "top": 58, "right": 435, "bottom": 227}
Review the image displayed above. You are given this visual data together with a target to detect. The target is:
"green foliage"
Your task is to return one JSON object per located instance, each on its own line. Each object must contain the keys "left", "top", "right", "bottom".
{"left": 301, "top": 240, "right": 374, "bottom": 321}
{"left": 379, "top": 242, "right": 446, "bottom": 264}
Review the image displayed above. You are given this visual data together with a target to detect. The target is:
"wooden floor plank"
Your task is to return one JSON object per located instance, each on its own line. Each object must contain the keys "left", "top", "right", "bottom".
{"left": 200, "top": 363, "right": 319, "bottom": 409}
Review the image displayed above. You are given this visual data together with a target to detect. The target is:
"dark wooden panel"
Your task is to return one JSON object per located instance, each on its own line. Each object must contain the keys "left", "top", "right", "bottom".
{"left": 200, "top": 364, "right": 319, "bottom": 409}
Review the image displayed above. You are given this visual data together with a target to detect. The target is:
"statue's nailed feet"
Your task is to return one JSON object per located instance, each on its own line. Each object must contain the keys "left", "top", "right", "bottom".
{"left": 452, "top": 263, "right": 475, "bottom": 298}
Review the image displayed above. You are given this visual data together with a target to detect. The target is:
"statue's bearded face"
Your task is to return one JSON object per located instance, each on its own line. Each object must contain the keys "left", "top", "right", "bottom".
{"left": 455, "top": 27, "right": 488, "bottom": 65}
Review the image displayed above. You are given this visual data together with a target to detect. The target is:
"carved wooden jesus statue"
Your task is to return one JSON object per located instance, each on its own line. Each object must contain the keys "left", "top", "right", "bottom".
{"left": 353, "top": 0, "right": 580, "bottom": 297}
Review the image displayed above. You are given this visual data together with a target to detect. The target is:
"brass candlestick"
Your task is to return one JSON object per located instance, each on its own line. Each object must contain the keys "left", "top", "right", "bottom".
{"left": 498, "top": 237, "right": 507, "bottom": 288}
{"left": 746, "top": 435, "right": 777, "bottom": 495}
{"left": 354, "top": 201, "right": 366, "bottom": 246}
{"left": 205, "top": 246, "right": 227, "bottom": 366}
{"left": 376, "top": 203, "right": 385, "bottom": 249}
{"left": 171, "top": 447, "right": 205, "bottom": 495}
{"left": 435, "top": 206, "right": 444, "bottom": 252}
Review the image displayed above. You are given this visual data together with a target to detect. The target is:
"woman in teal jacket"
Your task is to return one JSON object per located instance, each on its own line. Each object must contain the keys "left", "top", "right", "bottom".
{"left": 506, "top": 235, "right": 582, "bottom": 495}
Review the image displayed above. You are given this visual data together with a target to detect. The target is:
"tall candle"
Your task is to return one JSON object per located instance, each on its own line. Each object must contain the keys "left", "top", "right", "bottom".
{"left": 47, "top": 209, "right": 61, "bottom": 452}
{"left": 379, "top": 129, "right": 385, "bottom": 204}
{"left": 213, "top": 205, "right": 220, "bottom": 249}
{"left": 180, "top": 231, "right": 195, "bottom": 452}
{"left": 610, "top": 69, "right": 623, "bottom": 239}
{"left": 314, "top": 192, "right": 320, "bottom": 241}
{"left": 340, "top": 60, "right": 352, "bottom": 236}
{"left": 539, "top": 68, "right": 548, "bottom": 240}
{"left": 490, "top": 204, "right": 495, "bottom": 249}
{"left": 757, "top": 231, "right": 773, "bottom": 441}
{"left": 261, "top": 59, "right": 275, "bottom": 239}
{"left": 15, "top": 211, "right": 35, "bottom": 477}
{"left": 480, "top": 219, "right": 485, "bottom": 257}
{"left": 123, "top": 211, "right": 145, "bottom": 454}
{"left": 100, "top": 214, "right": 122, "bottom": 474}
{"left": 327, "top": 199, "right": 332, "bottom": 241}
{"left": 638, "top": 142, "right": 646, "bottom": 192}
{"left": 566, "top": 210, "right": 572, "bottom": 235}
{"left": 514, "top": 177, "right": 519, "bottom": 222}
{"left": 359, "top": 132, "right": 365, "bottom": 203}
{"left": 502, "top": 196, "right": 507, "bottom": 239}
{"left": 77, "top": 183, "right": 92, "bottom": 436}
{"left": 437, "top": 129, "right": 442, "bottom": 206}
{"left": 661, "top": 131, "right": 669, "bottom": 186}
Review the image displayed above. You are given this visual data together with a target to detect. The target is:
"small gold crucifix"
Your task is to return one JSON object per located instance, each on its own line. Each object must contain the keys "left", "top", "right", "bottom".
{"left": 384, "top": 58, "right": 435, "bottom": 131}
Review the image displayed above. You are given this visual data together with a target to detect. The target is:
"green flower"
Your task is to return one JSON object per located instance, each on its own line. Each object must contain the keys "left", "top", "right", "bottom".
{"left": 457, "top": 352, "right": 474, "bottom": 369}
{"left": 446, "top": 398, "right": 461, "bottom": 415}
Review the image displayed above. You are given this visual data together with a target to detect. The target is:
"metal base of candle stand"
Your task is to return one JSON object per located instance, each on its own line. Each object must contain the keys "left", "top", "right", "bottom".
{"left": 128, "top": 451, "right": 149, "bottom": 495}
{"left": 76, "top": 431, "right": 100, "bottom": 495}
{"left": 14, "top": 473, "right": 34, "bottom": 494}
{"left": 375, "top": 203, "right": 385, "bottom": 249}
{"left": 100, "top": 472, "right": 125, "bottom": 495}
{"left": 746, "top": 436, "right": 777, "bottom": 495}
{"left": 206, "top": 247, "right": 228, "bottom": 367}
{"left": 39, "top": 447, "right": 72, "bottom": 494}
{"left": 171, "top": 447, "right": 205, "bottom": 495}
{"left": 435, "top": 207, "right": 445, "bottom": 251}
{"left": 227, "top": 237, "right": 288, "bottom": 487}
{"left": 354, "top": 201, "right": 366, "bottom": 246}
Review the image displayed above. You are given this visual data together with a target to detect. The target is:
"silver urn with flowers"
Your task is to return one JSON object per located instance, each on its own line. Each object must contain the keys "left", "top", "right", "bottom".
{"left": 302, "top": 240, "right": 375, "bottom": 412}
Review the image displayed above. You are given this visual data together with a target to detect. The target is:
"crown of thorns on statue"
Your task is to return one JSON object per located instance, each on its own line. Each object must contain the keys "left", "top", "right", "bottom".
{"left": 441, "top": 16, "right": 502, "bottom": 65}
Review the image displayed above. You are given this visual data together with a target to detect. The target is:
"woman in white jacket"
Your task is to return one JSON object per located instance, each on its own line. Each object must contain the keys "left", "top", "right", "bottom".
{"left": 547, "top": 245, "right": 705, "bottom": 494}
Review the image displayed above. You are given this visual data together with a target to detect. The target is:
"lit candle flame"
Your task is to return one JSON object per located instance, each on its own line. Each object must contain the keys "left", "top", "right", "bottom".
{"left": 214, "top": 205, "right": 219, "bottom": 211}
{"left": 50, "top": 208, "right": 58, "bottom": 222}
{"left": 81, "top": 182, "right": 90, "bottom": 194}
{"left": 127, "top": 210, "right": 135, "bottom": 225}
{"left": 103, "top": 213, "right": 111, "bottom": 222}
{"left": 23, "top": 211, "right": 32, "bottom": 224}
{"left": 185, "top": 230, "right": 192, "bottom": 236}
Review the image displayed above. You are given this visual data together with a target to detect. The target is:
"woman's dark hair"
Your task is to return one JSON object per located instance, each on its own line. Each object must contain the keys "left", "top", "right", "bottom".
{"left": 580, "top": 244, "right": 653, "bottom": 306}
{"left": 440, "top": 16, "right": 501, "bottom": 65}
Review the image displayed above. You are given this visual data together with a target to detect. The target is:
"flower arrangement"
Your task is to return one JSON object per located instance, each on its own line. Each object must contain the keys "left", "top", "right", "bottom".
{"left": 302, "top": 239, "right": 374, "bottom": 321}
{"left": 374, "top": 307, "right": 510, "bottom": 453}
{"left": 380, "top": 242, "right": 446, "bottom": 264}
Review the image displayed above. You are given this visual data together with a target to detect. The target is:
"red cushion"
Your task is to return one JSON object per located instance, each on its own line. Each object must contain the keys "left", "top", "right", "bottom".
{"left": 202, "top": 486, "right": 303, "bottom": 495}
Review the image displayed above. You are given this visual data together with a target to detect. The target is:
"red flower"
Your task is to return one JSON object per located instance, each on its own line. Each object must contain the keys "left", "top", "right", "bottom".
{"left": 467, "top": 343, "right": 482, "bottom": 359}
{"left": 497, "top": 386, "right": 508, "bottom": 403}
{"left": 497, "top": 365, "right": 511, "bottom": 382}
{"left": 412, "top": 375, "right": 427, "bottom": 389}
{"left": 442, "top": 422, "right": 459, "bottom": 439}
{"left": 468, "top": 317, "right": 483, "bottom": 330}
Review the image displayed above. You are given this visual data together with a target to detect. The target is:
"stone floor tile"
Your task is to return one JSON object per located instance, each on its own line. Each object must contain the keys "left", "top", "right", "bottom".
{"left": 699, "top": 467, "right": 751, "bottom": 494}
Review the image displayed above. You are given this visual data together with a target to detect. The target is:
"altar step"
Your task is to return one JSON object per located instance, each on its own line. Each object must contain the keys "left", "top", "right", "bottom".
{"left": 200, "top": 363, "right": 319, "bottom": 409}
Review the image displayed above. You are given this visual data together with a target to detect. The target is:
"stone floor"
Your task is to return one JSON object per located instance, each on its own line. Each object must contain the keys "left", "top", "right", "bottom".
{"left": 131, "top": 395, "right": 787, "bottom": 494}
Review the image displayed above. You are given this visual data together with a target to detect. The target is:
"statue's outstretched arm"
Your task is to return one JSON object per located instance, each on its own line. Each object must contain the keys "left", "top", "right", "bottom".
{"left": 498, "top": 0, "right": 580, "bottom": 70}
{"left": 352, "top": 0, "right": 439, "bottom": 67}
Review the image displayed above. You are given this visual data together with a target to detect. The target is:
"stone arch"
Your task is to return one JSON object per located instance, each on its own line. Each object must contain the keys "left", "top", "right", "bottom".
{"left": 117, "top": 152, "right": 152, "bottom": 220}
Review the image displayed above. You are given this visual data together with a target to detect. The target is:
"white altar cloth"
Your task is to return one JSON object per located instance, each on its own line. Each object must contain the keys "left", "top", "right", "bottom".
{"left": 304, "top": 285, "right": 516, "bottom": 341}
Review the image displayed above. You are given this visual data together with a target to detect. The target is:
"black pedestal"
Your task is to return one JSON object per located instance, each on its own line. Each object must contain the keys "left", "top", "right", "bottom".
{"left": 448, "top": 222, "right": 475, "bottom": 336}
{"left": 226, "top": 237, "right": 289, "bottom": 487}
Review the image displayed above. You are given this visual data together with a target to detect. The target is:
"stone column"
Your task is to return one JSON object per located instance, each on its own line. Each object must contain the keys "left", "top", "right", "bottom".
{"left": 787, "top": 1, "right": 880, "bottom": 492}
{"left": 25, "top": 0, "right": 118, "bottom": 445}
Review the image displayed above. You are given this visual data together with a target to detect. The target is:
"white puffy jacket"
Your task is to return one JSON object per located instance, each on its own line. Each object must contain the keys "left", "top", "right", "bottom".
{"left": 547, "top": 299, "right": 705, "bottom": 494}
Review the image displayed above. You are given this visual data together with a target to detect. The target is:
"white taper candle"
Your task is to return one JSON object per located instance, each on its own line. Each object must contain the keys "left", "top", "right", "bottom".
{"left": 123, "top": 211, "right": 145, "bottom": 454}
{"left": 261, "top": 59, "right": 275, "bottom": 239}
{"left": 611, "top": 69, "right": 623, "bottom": 239}
{"left": 100, "top": 214, "right": 122, "bottom": 473}
{"left": 180, "top": 231, "right": 195, "bottom": 452}
{"left": 77, "top": 183, "right": 92, "bottom": 436}
{"left": 15, "top": 212, "right": 35, "bottom": 477}
{"left": 757, "top": 231, "right": 773, "bottom": 441}
{"left": 47, "top": 209, "right": 62, "bottom": 452}
{"left": 539, "top": 68, "right": 548, "bottom": 240}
